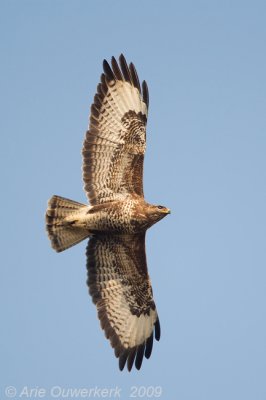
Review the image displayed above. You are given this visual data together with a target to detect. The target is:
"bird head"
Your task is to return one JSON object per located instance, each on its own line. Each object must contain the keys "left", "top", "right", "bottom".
{"left": 146, "top": 204, "right": 171, "bottom": 225}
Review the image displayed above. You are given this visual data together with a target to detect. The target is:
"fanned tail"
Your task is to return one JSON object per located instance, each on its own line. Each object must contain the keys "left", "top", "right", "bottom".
{"left": 46, "top": 195, "right": 89, "bottom": 252}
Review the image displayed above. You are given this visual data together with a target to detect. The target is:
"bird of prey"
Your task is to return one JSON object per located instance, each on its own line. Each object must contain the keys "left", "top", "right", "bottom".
{"left": 46, "top": 54, "right": 170, "bottom": 371}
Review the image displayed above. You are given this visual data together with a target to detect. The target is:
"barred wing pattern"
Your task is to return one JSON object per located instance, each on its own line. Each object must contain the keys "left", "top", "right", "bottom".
{"left": 86, "top": 233, "right": 160, "bottom": 371}
{"left": 82, "top": 54, "right": 149, "bottom": 205}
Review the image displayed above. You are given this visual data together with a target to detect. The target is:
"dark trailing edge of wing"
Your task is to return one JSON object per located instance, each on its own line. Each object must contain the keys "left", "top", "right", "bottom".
{"left": 101, "top": 54, "right": 149, "bottom": 109}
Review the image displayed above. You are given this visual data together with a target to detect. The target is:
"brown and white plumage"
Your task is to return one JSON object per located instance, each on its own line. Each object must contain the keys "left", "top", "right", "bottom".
{"left": 87, "top": 233, "right": 160, "bottom": 371}
{"left": 46, "top": 54, "right": 170, "bottom": 371}
{"left": 82, "top": 54, "right": 148, "bottom": 204}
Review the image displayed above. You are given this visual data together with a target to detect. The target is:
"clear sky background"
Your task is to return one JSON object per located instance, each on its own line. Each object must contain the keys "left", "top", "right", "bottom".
{"left": 1, "top": 1, "right": 266, "bottom": 399}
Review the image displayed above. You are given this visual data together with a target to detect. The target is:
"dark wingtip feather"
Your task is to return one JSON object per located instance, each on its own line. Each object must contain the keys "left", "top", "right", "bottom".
{"left": 111, "top": 56, "right": 123, "bottom": 80}
{"left": 129, "top": 62, "right": 141, "bottom": 92}
{"left": 142, "top": 80, "right": 149, "bottom": 109}
{"left": 135, "top": 344, "right": 145, "bottom": 370}
{"left": 103, "top": 59, "right": 115, "bottom": 81}
{"left": 127, "top": 348, "right": 137, "bottom": 371}
{"left": 155, "top": 318, "right": 161, "bottom": 341}
{"left": 119, "top": 54, "right": 131, "bottom": 83}
{"left": 145, "top": 331, "right": 154, "bottom": 359}
{"left": 119, "top": 350, "right": 128, "bottom": 371}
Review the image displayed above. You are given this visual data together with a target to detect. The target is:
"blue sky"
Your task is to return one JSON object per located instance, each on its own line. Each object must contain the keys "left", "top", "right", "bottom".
{"left": 1, "top": 0, "right": 266, "bottom": 399}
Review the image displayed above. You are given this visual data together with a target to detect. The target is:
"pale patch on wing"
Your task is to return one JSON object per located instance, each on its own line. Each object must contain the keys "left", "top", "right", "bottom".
{"left": 82, "top": 54, "right": 148, "bottom": 205}
{"left": 100, "top": 283, "right": 157, "bottom": 348}
{"left": 86, "top": 233, "right": 160, "bottom": 371}
{"left": 107, "top": 80, "right": 147, "bottom": 117}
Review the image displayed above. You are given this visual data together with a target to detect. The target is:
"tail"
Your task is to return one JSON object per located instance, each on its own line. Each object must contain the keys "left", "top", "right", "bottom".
{"left": 46, "top": 195, "right": 90, "bottom": 252}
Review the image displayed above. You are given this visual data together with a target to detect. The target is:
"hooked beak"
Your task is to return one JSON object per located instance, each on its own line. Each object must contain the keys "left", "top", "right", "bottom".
{"left": 163, "top": 208, "right": 171, "bottom": 214}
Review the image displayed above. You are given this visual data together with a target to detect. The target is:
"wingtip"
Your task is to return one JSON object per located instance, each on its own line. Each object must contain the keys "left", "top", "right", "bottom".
{"left": 142, "top": 80, "right": 149, "bottom": 109}
{"left": 119, "top": 350, "right": 128, "bottom": 371}
{"left": 103, "top": 59, "right": 115, "bottom": 81}
{"left": 119, "top": 53, "right": 126, "bottom": 63}
{"left": 127, "top": 348, "right": 137, "bottom": 371}
{"left": 155, "top": 318, "right": 161, "bottom": 341}
{"left": 144, "top": 331, "right": 154, "bottom": 359}
{"left": 102, "top": 58, "right": 108, "bottom": 69}
{"left": 135, "top": 344, "right": 145, "bottom": 370}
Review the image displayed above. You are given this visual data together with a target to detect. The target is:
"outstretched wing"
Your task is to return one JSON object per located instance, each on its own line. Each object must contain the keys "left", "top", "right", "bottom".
{"left": 86, "top": 233, "right": 160, "bottom": 371}
{"left": 82, "top": 54, "right": 149, "bottom": 205}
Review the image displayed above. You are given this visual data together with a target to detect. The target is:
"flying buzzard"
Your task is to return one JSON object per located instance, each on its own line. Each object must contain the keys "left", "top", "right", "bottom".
{"left": 46, "top": 54, "right": 170, "bottom": 371}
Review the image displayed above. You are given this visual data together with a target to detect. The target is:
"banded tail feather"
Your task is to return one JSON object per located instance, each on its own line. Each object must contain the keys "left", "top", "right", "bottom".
{"left": 46, "top": 195, "right": 89, "bottom": 252}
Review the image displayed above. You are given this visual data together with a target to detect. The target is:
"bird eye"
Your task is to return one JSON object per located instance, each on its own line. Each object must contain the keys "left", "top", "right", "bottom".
{"left": 157, "top": 205, "right": 164, "bottom": 210}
